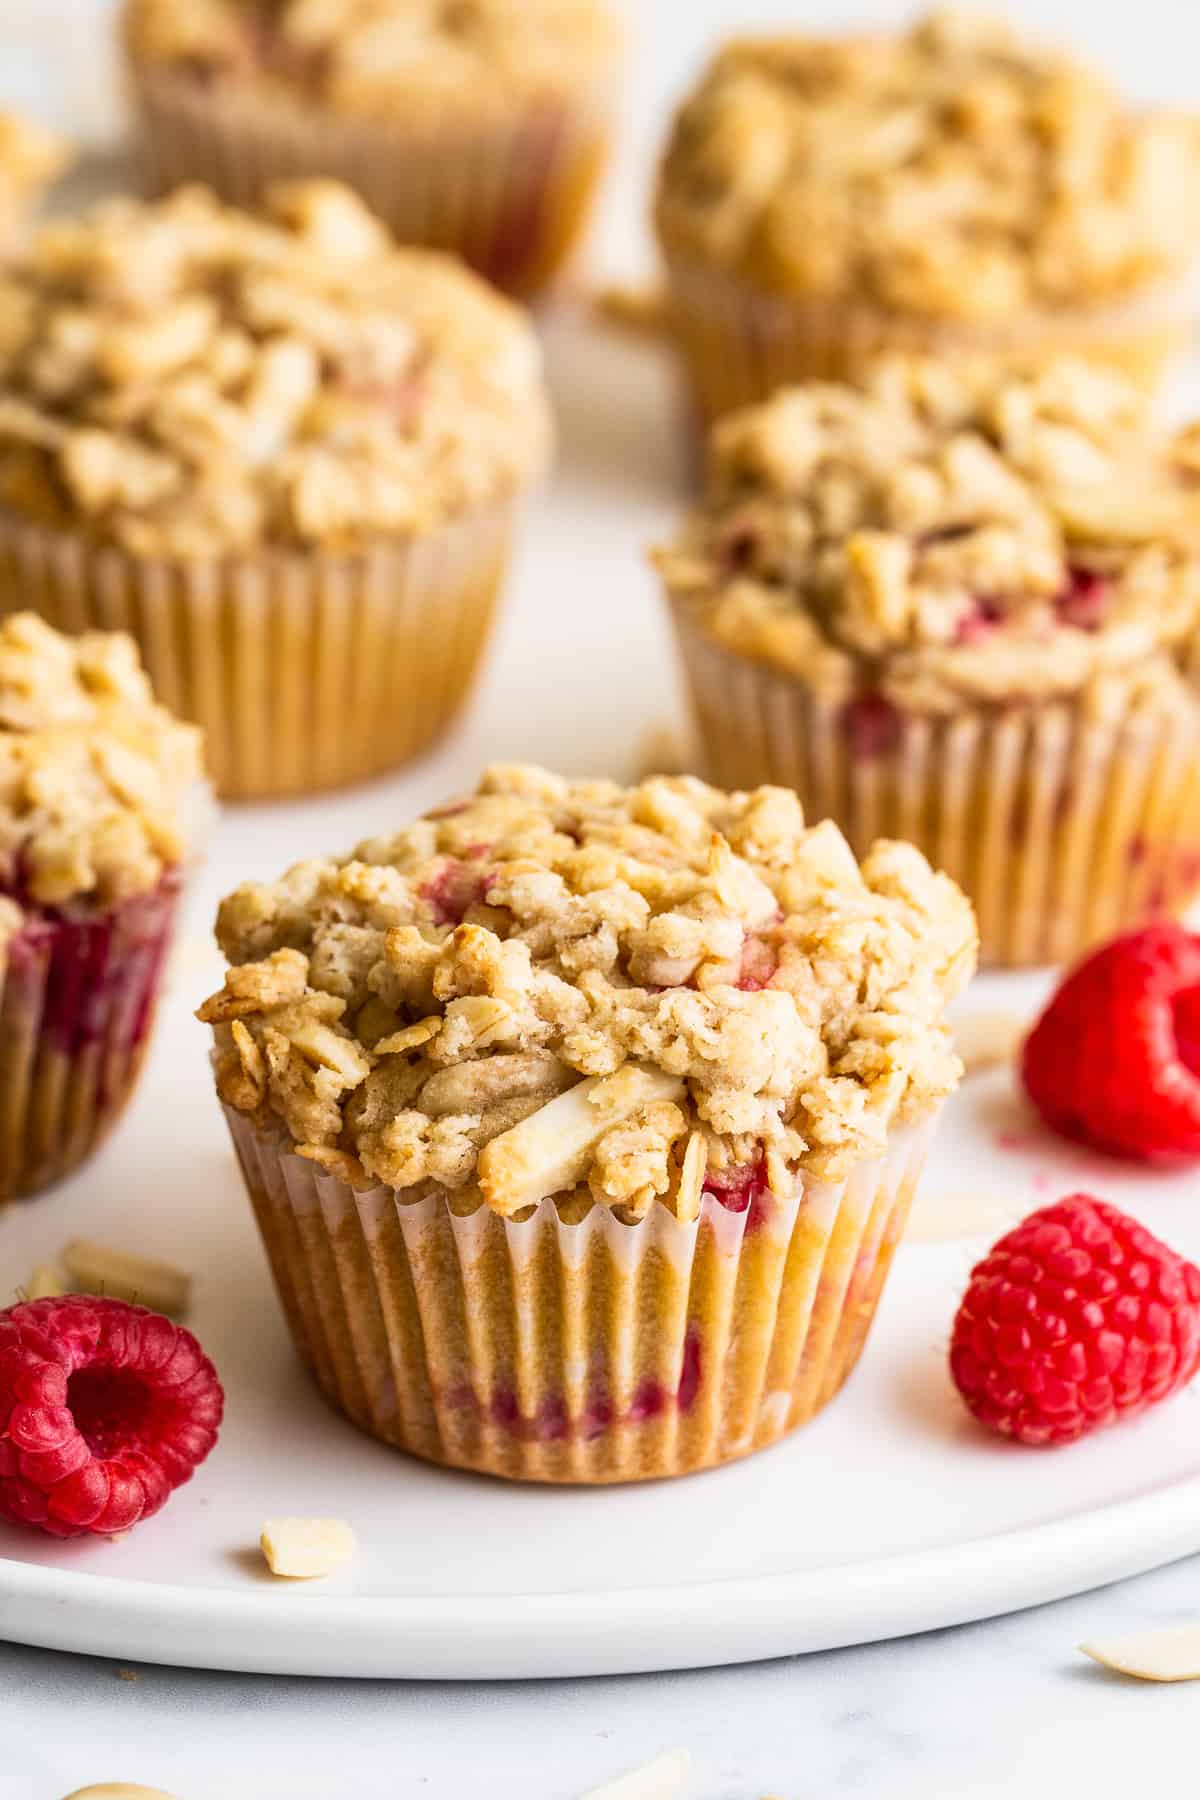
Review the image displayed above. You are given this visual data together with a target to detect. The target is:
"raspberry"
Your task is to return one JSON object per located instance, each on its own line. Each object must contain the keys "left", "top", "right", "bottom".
{"left": 950, "top": 1195, "right": 1200, "bottom": 1446}
{"left": 1021, "top": 924, "right": 1200, "bottom": 1163}
{"left": 0, "top": 1296, "right": 223, "bottom": 1538}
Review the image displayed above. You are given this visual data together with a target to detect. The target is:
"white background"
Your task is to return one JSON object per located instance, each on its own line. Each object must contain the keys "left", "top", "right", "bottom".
{"left": 5, "top": 3, "right": 1200, "bottom": 1797}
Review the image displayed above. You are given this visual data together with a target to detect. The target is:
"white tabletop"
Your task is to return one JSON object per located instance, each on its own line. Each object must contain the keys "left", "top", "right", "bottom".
{"left": 6, "top": 2, "right": 1200, "bottom": 1795}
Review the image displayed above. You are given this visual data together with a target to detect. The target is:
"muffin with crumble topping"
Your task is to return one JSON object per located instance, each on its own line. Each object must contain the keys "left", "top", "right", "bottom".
{"left": 655, "top": 7, "right": 1200, "bottom": 423}
{"left": 122, "top": 0, "right": 625, "bottom": 299}
{"left": 198, "top": 763, "right": 976, "bottom": 1483}
{"left": 655, "top": 356, "right": 1200, "bottom": 967}
{"left": 0, "top": 180, "right": 552, "bottom": 799}
{"left": 0, "top": 612, "right": 202, "bottom": 1201}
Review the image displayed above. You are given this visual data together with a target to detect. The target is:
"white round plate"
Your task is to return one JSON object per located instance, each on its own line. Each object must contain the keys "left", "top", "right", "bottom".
{"left": 3, "top": 313, "right": 1200, "bottom": 1680}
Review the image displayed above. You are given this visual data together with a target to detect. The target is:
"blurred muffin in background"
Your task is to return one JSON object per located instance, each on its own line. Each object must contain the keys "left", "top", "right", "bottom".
{"left": 122, "top": 0, "right": 626, "bottom": 299}
{"left": 655, "top": 355, "right": 1200, "bottom": 967}
{"left": 0, "top": 112, "right": 68, "bottom": 253}
{"left": 0, "top": 613, "right": 202, "bottom": 1201}
{"left": 0, "top": 179, "right": 552, "bottom": 800}
{"left": 655, "top": 7, "right": 1200, "bottom": 424}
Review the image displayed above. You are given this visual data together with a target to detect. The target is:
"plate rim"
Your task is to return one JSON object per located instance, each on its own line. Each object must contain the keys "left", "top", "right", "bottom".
{"left": 4, "top": 1466, "right": 1200, "bottom": 1679}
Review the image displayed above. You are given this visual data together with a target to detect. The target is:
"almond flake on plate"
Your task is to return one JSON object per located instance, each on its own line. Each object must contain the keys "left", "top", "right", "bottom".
{"left": 22, "top": 1263, "right": 64, "bottom": 1300}
{"left": 953, "top": 1010, "right": 1028, "bottom": 1074}
{"left": 60, "top": 1787, "right": 180, "bottom": 1799}
{"left": 581, "top": 1748, "right": 692, "bottom": 1800}
{"left": 1080, "top": 1624, "right": 1200, "bottom": 1681}
{"left": 61, "top": 1240, "right": 191, "bottom": 1317}
{"left": 593, "top": 283, "right": 669, "bottom": 341}
{"left": 904, "top": 1188, "right": 1026, "bottom": 1243}
{"left": 260, "top": 1517, "right": 356, "bottom": 1580}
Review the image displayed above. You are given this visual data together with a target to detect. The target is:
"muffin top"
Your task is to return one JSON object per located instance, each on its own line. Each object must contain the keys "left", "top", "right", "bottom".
{"left": 0, "top": 613, "right": 203, "bottom": 915}
{"left": 655, "top": 357, "right": 1200, "bottom": 714}
{"left": 0, "top": 181, "right": 552, "bottom": 556}
{"left": 199, "top": 763, "right": 976, "bottom": 1215}
{"left": 0, "top": 112, "right": 68, "bottom": 236}
{"left": 655, "top": 7, "right": 1200, "bottom": 320}
{"left": 124, "top": 0, "right": 624, "bottom": 117}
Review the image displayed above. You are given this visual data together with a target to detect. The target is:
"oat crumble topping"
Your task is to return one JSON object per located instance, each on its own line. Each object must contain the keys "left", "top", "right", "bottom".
{"left": 0, "top": 181, "right": 551, "bottom": 556}
{"left": 0, "top": 613, "right": 202, "bottom": 912}
{"left": 655, "top": 357, "right": 1200, "bottom": 713}
{"left": 124, "top": 0, "right": 624, "bottom": 118}
{"left": 199, "top": 765, "right": 976, "bottom": 1212}
{"left": 655, "top": 7, "right": 1200, "bottom": 320}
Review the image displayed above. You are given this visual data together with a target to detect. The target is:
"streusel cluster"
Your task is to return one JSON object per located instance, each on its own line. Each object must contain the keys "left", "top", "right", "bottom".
{"left": 656, "top": 357, "right": 1200, "bottom": 712}
{"left": 0, "top": 612, "right": 202, "bottom": 912}
{"left": 656, "top": 7, "right": 1200, "bottom": 320}
{"left": 200, "top": 765, "right": 977, "bottom": 1213}
{"left": 124, "top": 0, "right": 624, "bottom": 116}
{"left": 0, "top": 180, "right": 551, "bottom": 555}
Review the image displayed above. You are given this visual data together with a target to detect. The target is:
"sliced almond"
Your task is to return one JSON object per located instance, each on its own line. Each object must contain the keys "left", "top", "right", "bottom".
{"left": 1081, "top": 1624, "right": 1200, "bottom": 1682}
{"left": 22, "top": 1263, "right": 64, "bottom": 1300}
{"left": 479, "top": 1066, "right": 687, "bottom": 1218}
{"left": 61, "top": 1240, "right": 192, "bottom": 1318}
{"left": 674, "top": 1131, "right": 708, "bottom": 1225}
{"left": 953, "top": 1009, "right": 1028, "bottom": 1075}
{"left": 260, "top": 1517, "right": 356, "bottom": 1580}
{"left": 593, "top": 282, "right": 669, "bottom": 341}
{"left": 1051, "top": 483, "right": 1200, "bottom": 544}
{"left": 373, "top": 1016, "right": 443, "bottom": 1056}
{"left": 419, "top": 1052, "right": 574, "bottom": 1119}
{"left": 60, "top": 1787, "right": 180, "bottom": 1800}
{"left": 582, "top": 1749, "right": 692, "bottom": 1800}
{"left": 904, "top": 1190, "right": 1024, "bottom": 1244}
{"left": 632, "top": 722, "right": 692, "bottom": 781}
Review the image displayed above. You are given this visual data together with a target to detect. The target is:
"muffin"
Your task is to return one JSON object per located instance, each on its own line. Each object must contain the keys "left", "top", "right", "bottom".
{"left": 655, "top": 7, "right": 1200, "bottom": 424}
{"left": 199, "top": 763, "right": 976, "bottom": 1483}
{"left": 0, "top": 112, "right": 68, "bottom": 254}
{"left": 122, "top": 0, "right": 625, "bottom": 299}
{"left": 656, "top": 356, "right": 1200, "bottom": 968}
{"left": 0, "top": 612, "right": 202, "bottom": 1201}
{"left": 0, "top": 180, "right": 552, "bottom": 800}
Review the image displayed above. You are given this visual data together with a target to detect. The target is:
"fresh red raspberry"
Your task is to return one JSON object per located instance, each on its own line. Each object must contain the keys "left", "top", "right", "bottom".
{"left": 1021, "top": 924, "right": 1200, "bottom": 1163}
{"left": 0, "top": 1296, "right": 224, "bottom": 1538}
{"left": 950, "top": 1195, "right": 1200, "bottom": 1446}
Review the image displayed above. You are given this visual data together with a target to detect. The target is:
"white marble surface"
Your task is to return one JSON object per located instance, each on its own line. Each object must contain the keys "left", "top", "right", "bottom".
{"left": 4, "top": 1557, "right": 1200, "bottom": 1799}
{"left": 5, "top": 1, "right": 1200, "bottom": 1795}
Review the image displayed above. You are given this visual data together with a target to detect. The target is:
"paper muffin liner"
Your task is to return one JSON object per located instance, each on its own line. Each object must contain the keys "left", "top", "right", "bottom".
{"left": 0, "top": 870, "right": 182, "bottom": 1203}
{"left": 661, "top": 255, "right": 1192, "bottom": 425}
{"left": 129, "top": 71, "right": 616, "bottom": 299}
{"left": 670, "top": 604, "right": 1200, "bottom": 968}
{"left": 0, "top": 502, "right": 515, "bottom": 802}
{"left": 221, "top": 1105, "right": 936, "bottom": 1484}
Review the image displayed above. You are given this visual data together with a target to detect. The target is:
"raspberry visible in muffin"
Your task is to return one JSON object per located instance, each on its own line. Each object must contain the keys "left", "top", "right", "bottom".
{"left": 656, "top": 357, "right": 1200, "bottom": 717}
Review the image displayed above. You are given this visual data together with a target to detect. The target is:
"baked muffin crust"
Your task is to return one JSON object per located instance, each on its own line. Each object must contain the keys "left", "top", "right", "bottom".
{"left": 655, "top": 7, "right": 1200, "bottom": 322}
{"left": 0, "top": 612, "right": 202, "bottom": 911}
{"left": 124, "top": 0, "right": 624, "bottom": 117}
{"left": 199, "top": 764, "right": 976, "bottom": 1210}
{"left": 0, "top": 181, "right": 551, "bottom": 555}
{"left": 655, "top": 357, "right": 1200, "bottom": 714}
